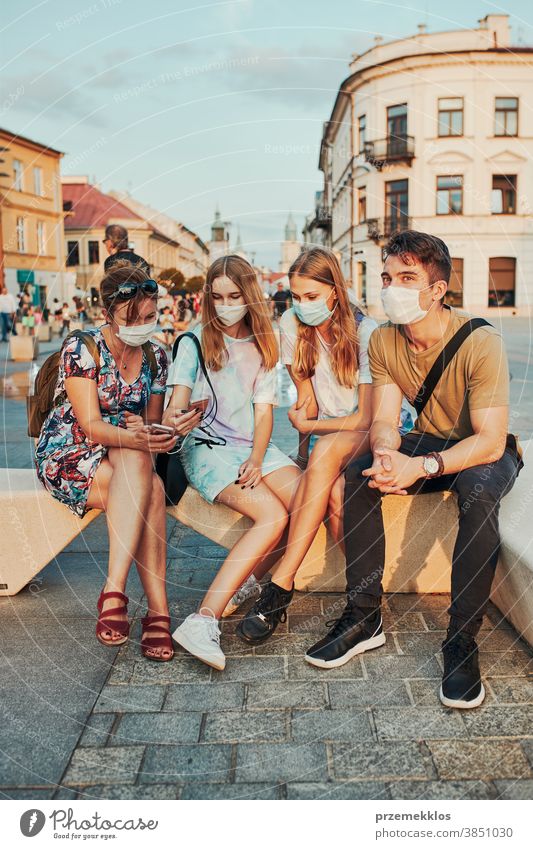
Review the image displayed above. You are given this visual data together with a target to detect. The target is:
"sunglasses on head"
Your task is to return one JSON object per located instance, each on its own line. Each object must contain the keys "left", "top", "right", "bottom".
{"left": 112, "top": 279, "right": 159, "bottom": 300}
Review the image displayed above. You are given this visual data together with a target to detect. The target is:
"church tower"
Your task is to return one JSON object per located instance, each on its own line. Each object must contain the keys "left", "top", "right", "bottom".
{"left": 280, "top": 212, "right": 301, "bottom": 273}
{"left": 208, "top": 205, "right": 230, "bottom": 262}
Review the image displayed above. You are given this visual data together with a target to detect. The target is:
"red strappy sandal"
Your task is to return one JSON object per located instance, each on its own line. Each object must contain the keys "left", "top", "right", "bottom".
{"left": 141, "top": 614, "right": 175, "bottom": 662}
{"left": 96, "top": 589, "right": 130, "bottom": 647}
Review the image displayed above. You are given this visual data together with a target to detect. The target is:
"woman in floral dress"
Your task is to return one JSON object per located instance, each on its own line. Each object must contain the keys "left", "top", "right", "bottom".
{"left": 35, "top": 262, "right": 201, "bottom": 661}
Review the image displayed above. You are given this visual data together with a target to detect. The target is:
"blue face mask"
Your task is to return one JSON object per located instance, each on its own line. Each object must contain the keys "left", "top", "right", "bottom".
{"left": 293, "top": 297, "right": 336, "bottom": 327}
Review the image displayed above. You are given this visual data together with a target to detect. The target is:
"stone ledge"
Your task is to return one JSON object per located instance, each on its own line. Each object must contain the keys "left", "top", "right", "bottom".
{"left": 0, "top": 468, "right": 101, "bottom": 596}
{"left": 170, "top": 488, "right": 457, "bottom": 594}
{"left": 1, "top": 444, "right": 531, "bottom": 648}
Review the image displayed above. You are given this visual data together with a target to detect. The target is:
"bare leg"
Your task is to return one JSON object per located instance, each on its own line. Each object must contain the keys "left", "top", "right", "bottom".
{"left": 271, "top": 431, "right": 369, "bottom": 591}
{"left": 325, "top": 473, "right": 346, "bottom": 553}
{"left": 133, "top": 473, "right": 173, "bottom": 659}
{"left": 198, "top": 482, "right": 289, "bottom": 619}
{"left": 250, "top": 465, "right": 302, "bottom": 581}
{"left": 86, "top": 448, "right": 154, "bottom": 643}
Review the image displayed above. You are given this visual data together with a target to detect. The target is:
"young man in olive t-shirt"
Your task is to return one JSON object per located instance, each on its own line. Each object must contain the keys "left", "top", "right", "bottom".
{"left": 305, "top": 231, "right": 520, "bottom": 710}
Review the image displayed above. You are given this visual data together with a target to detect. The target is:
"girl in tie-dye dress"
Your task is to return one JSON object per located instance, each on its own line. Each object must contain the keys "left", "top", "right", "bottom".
{"left": 163, "top": 255, "right": 301, "bottom": 670}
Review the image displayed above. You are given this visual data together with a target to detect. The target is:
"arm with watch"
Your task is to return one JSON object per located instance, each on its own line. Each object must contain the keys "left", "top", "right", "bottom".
{"left": 364, "top": 383, "right": 509, "bottom": 496}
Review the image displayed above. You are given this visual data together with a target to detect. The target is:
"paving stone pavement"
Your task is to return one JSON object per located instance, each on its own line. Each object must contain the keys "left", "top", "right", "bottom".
{"left": 1, "top": 326, "right": 532, "bottom": 801}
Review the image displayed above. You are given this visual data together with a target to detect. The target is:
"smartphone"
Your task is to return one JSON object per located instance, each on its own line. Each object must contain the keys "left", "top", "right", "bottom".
{"left": 188, "top": 398, "right": 209, "bottom": 413}
{"left": 149, "top": 423, "right": 175, "bottom": 435}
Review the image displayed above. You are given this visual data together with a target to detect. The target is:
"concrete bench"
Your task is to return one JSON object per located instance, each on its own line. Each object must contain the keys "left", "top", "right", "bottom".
{"left": 171, "top": 440, "right": 532, "bottom": 646}
{"left": 0, "top": 469, "right": 101, "bottom": 595}
{"left": 2, "top": 449, "right": 531, "bottom": 648}
{"left": 9, "top": 336, "right": 39, "bottom": 361}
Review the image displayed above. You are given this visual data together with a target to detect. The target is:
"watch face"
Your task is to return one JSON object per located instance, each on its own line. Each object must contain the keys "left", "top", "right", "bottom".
{"left": 424, "top": 456, "right": 440, "bottom": 475}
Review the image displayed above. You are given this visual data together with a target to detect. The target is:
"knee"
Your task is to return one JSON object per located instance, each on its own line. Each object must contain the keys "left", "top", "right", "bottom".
{"left": 344, "top": 452, "right": 375, "bottom": 494}
{"left": 308, "top": 436, "right": 337, "bottom": 474}
{"left": 455, "top": 467, "right": 503, "bottom": 509}
{"left": 110, "top": 448, "right": 153, "bottom": 479}
{"left": 260, "top": 499, "right": 288, "bottom": 538}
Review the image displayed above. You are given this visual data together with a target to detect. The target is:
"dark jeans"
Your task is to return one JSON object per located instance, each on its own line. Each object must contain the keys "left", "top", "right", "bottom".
{"left": 343, "top": 432, "right": 519, "bottom": 635}
{"left": 1, "top": 312, "right": 12, "bottom": 340}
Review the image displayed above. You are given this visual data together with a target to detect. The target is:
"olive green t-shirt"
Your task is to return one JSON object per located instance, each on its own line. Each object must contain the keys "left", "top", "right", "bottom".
{"left": 368, "top": 308, "right": 509, "bottom": 441}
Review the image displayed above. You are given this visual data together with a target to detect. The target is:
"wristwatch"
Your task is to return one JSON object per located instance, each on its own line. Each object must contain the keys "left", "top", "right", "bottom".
{"left": 422, "top": 452, "right": 444, "bottom": 478}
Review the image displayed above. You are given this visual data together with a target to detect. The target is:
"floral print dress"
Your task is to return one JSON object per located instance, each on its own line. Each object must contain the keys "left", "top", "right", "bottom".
{"left": 35, "top": 327, "right": 167, "bottom": 517}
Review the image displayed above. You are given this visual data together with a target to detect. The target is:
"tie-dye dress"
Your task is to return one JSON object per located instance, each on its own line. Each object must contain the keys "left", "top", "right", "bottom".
{"left": 35, "top": 327, "right": 168, "bottom": 517}
{"left": 166, "top": 327, "right": 295, "bottom": 503}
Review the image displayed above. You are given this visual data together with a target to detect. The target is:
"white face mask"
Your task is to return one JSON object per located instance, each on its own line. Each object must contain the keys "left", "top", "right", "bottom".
{"left": 215, "top": 303, "right": 248, "bottom": 327}
{"left": 117, "top": 320, "right": 158, "bottom": 346}
{"left": 381, "top": 285, "right": 433, "bottom": 325}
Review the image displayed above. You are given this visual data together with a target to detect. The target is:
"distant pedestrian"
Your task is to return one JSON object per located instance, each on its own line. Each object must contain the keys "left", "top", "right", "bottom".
{"left": 103, "top": 224, "right": 150, "bottom": 274}
{"left": 0, "top": 286, "right": 18, "bottom": 342}
{"left": 22, "top": 305, "right": 36, "bottom": 336}
{"left": 59, "top": 303, "right": 71, "bottom": 337}
{"left": 272, "top": 281, "right": 290, "bottom": 320}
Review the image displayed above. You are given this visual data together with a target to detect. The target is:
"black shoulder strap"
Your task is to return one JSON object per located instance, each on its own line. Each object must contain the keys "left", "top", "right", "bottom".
{"left": 413, "top": 318, "right": 492, "bottom": 416}
{"left": 172, "top": 331, "right": 216, "bottom": 398}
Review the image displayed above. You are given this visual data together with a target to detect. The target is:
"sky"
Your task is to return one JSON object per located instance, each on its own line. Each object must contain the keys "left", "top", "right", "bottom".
{"left": 2, "top": 0, "right": 533, "bottom": 268}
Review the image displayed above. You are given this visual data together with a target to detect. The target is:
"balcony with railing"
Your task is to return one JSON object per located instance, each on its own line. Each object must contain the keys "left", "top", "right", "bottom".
{"left": 366, "top": 216, "right": 412, "bottom": 244}
{"left": 363, "top": 135, "right": 415, "bottom": 169}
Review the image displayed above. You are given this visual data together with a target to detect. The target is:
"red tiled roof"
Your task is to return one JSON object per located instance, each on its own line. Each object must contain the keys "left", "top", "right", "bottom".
{"left": 62, "top": 182, "right": 145, "bottom": 230}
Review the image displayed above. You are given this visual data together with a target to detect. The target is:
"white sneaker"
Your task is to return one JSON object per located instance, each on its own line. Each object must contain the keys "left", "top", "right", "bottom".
{"left": 173, "top": 608, "right": 226, "bottom": 670}
{"left": 221, "top": 574, "right": 262, "bottom": 618}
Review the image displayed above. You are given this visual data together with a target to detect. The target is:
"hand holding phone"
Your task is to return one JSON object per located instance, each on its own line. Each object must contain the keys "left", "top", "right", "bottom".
{"left": 148, "top": 423, "right": 176, "bottom": 435}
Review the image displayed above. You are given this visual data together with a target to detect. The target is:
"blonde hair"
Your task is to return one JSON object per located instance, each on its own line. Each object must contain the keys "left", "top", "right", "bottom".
{"left": 289, "top": 248, "right": 358, "bottom": 388}
{"left": 201, "top": 255, "right": 278, "bottom": 371}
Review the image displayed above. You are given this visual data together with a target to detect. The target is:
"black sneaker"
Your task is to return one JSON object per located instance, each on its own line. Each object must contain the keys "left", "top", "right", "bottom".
{"left": 236, "top": 581, "right": 294, "bottom": 644}
{"left": 305, "top": 603, "right": 385, "bottom": 669}
{"left": 439, "top": 631, "right": 485, "bottom": 709}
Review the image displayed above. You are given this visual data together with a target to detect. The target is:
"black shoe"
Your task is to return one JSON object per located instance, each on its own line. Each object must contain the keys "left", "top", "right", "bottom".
{"left": 305, "top": 602, "right": 385, "bottom": 668}
{"left": 439, "top": 631, "right": 485, "bottom": 709}
{"left": 236, "top": 581, "right": 293, "bottom": 644}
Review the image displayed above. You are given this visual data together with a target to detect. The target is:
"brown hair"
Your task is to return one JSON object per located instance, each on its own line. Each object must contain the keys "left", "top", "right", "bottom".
{"left": 289, "top": 247, "right": 358, "bottom": 388}
{"left": 201, "top": 255, "right": 278, "bottom": 371}
{"left": 384, "top": 230, "right": 452, "bottom": 284}
{"left": 105, "top": 224, "right": 129, "bottom": 251}
{"left": 100, "top": 260, "right": 157, "bottom": 323}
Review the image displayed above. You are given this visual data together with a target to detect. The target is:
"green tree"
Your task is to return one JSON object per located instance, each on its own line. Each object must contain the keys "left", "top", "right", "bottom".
{"left": 158, "top": 268, "right": 186, "bottom": 290}
{"left": 186, "top": 275, "right": 205, "bottom": 293}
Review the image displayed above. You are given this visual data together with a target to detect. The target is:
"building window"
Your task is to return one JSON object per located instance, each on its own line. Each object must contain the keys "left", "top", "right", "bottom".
{"left": 358, "top": 186, "right": 366, "bottom": 223}
{"left": 385, "top": 179, "right": 409, "bottom": 233}
{"left": 358, "top": 115, "right": 366, "bottom": 152}
{"left": 33, "top": 167, "right": 43, "bottom": 196}
{"left": 446, "top": 258, "right": 464, "bottom": 307}
{"left": 494, "top": 97, "right": 518, "bottom": 136}
{"left": 489, "top": 257, "right": 515, "bottom": 307}
{"left": 66, "top": 240, "right": 80, "bottom": 267}
{"left": 16, "top": 217, "right": 26, "bottom": 252}
{"left": 438, "top": 97, "right": 463, "bottom": 136}
{"left": 88, "top": 240, "right": 100, "bottom": 264}
{"left": 357, "top": 261, "right": 367, "bottom": 304}
{"left": 387, "top": 103, "right": 408, "bottom": 156}
{"left": 436, "top": 175, "right": 463, "bottom": 214}
{"left": 491, "top": 175, "right": 516, "bottom": 214}
{"left": 37, "top": 221, "right": 46, "bottom": 255}
{"left": 13, "top": 159, "right": 23, "bottom": 191}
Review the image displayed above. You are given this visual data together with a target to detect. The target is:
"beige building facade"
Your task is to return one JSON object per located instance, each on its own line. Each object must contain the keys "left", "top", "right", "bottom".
{"left": 0, "top": 128, "right": 73, "bottom": 305}
{"left": 62, "top": 177, "right": 181, "bottom": 295}
{"left": 319, "top": 14, "right": 533, "bottom": 315}
{"left": 109, "top": 190, "right": 209, "bottom": 279}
